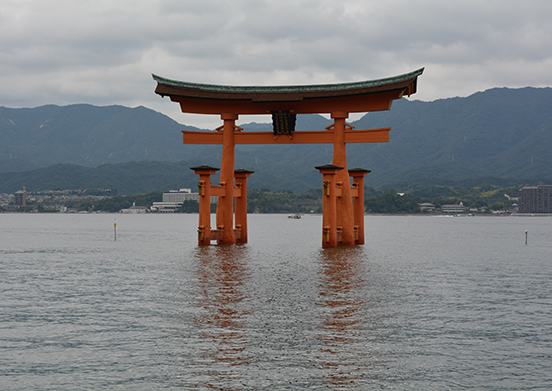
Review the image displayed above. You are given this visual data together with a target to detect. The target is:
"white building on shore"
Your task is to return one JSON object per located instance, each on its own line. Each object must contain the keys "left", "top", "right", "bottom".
{"left": 151, "top": 188, "right": 217, "bottom": 212}
{"left": 441, "top": 202, "right": 466, "bottom": 214}
{"left": 120, "top": 203, "right": 148, "bottom": 213}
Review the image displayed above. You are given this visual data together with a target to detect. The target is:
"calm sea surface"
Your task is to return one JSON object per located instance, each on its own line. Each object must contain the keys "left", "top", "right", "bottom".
{"left": 1, "top": 213, "right": 551, "bottom": 390}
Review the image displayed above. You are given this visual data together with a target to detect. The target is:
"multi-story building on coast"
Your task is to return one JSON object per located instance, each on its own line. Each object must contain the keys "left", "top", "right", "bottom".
{"left": 15, "top": 187, "right": 27, "bottom": 208}
{"left": 418, "top": 202, "right": 435, "bottom": 212}
{"left": 441, "top": 203, "right": 466, "bottom": 214}
{"left": 151, "top": 188, "right": 217, "bottom": 212}
{"left": 518, "top": 184, "right": 552, "bottom": 213}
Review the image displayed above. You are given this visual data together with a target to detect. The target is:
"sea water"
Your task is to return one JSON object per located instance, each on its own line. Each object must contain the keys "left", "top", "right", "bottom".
{"left": 1, "top": 214, "right": 551, "bottom": 390}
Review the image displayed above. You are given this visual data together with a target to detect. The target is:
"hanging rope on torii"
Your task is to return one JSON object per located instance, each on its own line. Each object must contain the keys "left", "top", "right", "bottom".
{"left": 152, "top": 68, "right": 423, "bottom": 247}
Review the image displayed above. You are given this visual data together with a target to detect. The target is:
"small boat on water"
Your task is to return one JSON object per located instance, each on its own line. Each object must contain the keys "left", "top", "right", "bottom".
{"left": 288, "top": 213, "right": 301, "bottom": 219}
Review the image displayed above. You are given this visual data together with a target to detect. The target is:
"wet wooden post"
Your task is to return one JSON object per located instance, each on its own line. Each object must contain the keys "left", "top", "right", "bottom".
{"left": 316, "top": 164, "right": 343, "bottom": 247}
{"left": 191, "top": 165, "right": 219, "bottom": 245}
{"left": 331, "top": 111, "right": 355, "bottom": 245}
{"left": 234, "top": 169, "right": 254, "bottom": 244}
{"left": 216, "top": 113, "right": 239, "bottom": 244}
{"left": 349, "top": 168, "right": 371, "bottom": 245}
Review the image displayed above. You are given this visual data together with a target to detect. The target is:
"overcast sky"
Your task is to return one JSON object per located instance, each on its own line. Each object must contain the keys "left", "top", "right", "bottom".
{"left": 1, "top": 0, "right": 551, "bottom": 128}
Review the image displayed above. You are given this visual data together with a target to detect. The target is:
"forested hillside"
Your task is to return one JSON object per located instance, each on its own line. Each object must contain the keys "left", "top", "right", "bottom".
{"left": 347, "top": 87, "right": 552, "bottom": 184}
{"left": 0, "top": 104, "right": 207, "bottom": 172}
{"left": 1, "top": 86, "right": 551, "bottom": 194}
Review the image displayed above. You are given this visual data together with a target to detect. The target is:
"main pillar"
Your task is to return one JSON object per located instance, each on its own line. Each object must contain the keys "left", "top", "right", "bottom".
{"left": 316, "top": 164, "right": 343, "bottom": 247}
{"left": 216, "top": 113, "right": 239, "bottom": 244}
{"left": 191, "top": 165, "right": 219, "bottom": 245}
{"left": 349, "top": 168, "right": 370, "bottom": 245}
{"left": 234, "top": 169, "right": 254, "bottom": 244}
{"left": 331, "top": 111, "right": 355, "bottom": 245}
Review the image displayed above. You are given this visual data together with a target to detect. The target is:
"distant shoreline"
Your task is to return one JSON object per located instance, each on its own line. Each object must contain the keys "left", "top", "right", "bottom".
{"left": 3, "top": 211, "right": 552, "bottom": 217}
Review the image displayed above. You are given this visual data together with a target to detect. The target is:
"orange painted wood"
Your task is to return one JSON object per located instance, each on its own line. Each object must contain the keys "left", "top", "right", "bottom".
{"left": 210, "top": 229, "right": 222, "bottom": 241}
{"left": 182, "top": 128, "right": 390, "bottom": 145}
{"left": 316, "top": 165, "right": 343, "bottom": 247}
{"left": 234, "top": 171, "right": 252, "bottom": 244}
{"left": 158, "top": 69, "right": 423, "bottom": 247}
{"left": 344, "top": 128, "right": 389, "bottom": 143}
{"left": 332, "top": 115, "right": 355, "bottom": 245}
{"left": 349, "top": 170, "right": 369, "bottom": 245}
{"left": 215, "top": 116, "right": 238, "bottom": 244}
{"left": 210, "top": 186, "right": 225, "bottom": 197}
{"left": 182, "top": 131, "right": 223, "bottom": 144}
{"left": 172, "top": 90, "right": 400, "bottom": 115}
{"left": 196, "top": 173, "right": 213, "bottom": 245}
{"left": 233, "top": 228, "right": 242, "bottom": 241}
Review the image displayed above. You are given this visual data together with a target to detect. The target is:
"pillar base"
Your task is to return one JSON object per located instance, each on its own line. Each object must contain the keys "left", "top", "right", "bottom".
{"left": 191, "top": 165, "right": 253, "bottom": 246}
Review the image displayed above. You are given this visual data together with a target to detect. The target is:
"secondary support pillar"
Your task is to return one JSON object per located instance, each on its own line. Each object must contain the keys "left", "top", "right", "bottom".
{"left": 349, "top": 168, "right": 371, "bottom": 245}
{"left": 216, "top": 113, "right": 239, "bottom": 244}
{"left": 331, "top": 111, "right": 355, "bottom": 245}
{"left": 191, "top": 165, "right": 220, "bottom": 245}
{"left": 234, "top": 169, "right": 254, "bottom": 244}
{"left": 316, "top": 164, "right": 343, "bottom": 247}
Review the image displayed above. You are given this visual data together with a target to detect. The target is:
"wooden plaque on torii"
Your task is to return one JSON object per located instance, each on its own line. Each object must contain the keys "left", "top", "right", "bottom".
{"left": 153, "top": 68, "right": 423, "bottom": 246}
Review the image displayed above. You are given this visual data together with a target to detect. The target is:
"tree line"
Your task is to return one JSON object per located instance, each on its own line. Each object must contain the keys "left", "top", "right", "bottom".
{"left": 40, "top": 182, "right": 525, "bottom": 214}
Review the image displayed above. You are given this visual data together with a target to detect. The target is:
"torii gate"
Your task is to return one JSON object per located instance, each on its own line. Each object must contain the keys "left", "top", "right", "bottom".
{"left": 153, "top": 68, "right": 423, "bottom": 247}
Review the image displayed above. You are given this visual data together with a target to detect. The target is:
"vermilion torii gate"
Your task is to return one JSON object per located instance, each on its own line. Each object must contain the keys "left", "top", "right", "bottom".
{"left": 153, "top": 68, "right": 423, "bottom": 246}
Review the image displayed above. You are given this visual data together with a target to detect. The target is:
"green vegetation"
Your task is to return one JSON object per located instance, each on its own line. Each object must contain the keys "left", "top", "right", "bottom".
{"left": 2, "top": 182, "right": 528, "bottom": 214}
{"left": 157, "top": 184, "right": 520, "bottom": 215}
{"left": 247, "top": 188, "right": 322, "bottom": 213}
{"left": 58, "top": 188, "right": 321, "bottom": 214}
{"left": 37, "top": 206, "right": 59, "bottom": 213}
{"left": 410, "top": 184, "right": 522, "bottom": 210}
{"left": 362, "top": 183, "right": 522, "bottom": 213}
{"left": 366, "top": 193, "right": 421, "bottom": 214}
{"left": 3, "top": 87, "right": 552, "bottom": 194}
{"left": 177, "top": 200, "right": 200, "bottom": 213}
{"left": 7, "top": 206, "right": 36, "bottom": 213}
{"left": 64, "top": 191, "right": 162, "bottom": 212}
{"left": 0, "top": 104, "right": 208, "bottom": 174}
{"left": 80, "top": 189, "right": 118, "bottom": 197}
{"left": 176, "top": 200, "right": 217, "bottom": 213}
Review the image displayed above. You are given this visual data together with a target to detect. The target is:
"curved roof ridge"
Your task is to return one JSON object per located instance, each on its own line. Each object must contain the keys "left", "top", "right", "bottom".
{"left": 152, "top": 68, "right": 424, "bottom": 94}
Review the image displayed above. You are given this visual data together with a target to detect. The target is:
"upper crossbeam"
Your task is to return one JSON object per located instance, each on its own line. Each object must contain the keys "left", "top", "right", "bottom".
{"left": 182, "top": 128, "right": 390, "bottom": 145}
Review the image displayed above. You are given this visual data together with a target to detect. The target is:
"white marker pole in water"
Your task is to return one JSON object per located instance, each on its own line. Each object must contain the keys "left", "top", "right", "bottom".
{"left": 525, "top": 230, "right": 528, "bottom": 245}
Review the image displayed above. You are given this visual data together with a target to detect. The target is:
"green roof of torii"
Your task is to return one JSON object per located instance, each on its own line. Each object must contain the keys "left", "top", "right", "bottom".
{"left": 153, "top": 68, "right": 423, "bottom": 114}
{"left": 153, "top": 68, "right": 424, "bottom": 98}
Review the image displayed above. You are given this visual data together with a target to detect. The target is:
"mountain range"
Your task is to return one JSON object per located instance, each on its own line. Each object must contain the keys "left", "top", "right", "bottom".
{"left": 1, "top": 86, "right": 551, "bottom": 194}
{"left": 0, "top": 104, "right": 208, "bottom": 173}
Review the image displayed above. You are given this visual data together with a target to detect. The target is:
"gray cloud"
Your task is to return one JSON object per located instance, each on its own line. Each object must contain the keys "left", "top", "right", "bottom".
{"left": 1, "top": 0, "right": 551, "bottom": 128}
